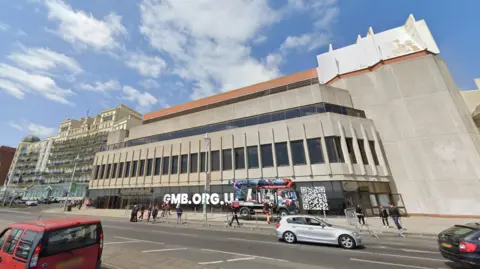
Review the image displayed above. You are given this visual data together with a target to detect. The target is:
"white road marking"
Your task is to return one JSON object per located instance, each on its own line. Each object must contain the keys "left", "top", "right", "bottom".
{"left": 114, "top": 236, "right": 164, "bottom": 245}
{"left": 201, "top": 248, "right": 288, "bottom": 262}
{"left": 104, "top": 224, "right": 200, "bottom": 238}
{"left": 142, "top": 248, "right": 187, "bottom": 253}
{"left": 198, "top": 261, "right": 223, "bottom": 265}
{"left": 347, "top": 250, "right": 446, "bottom": 262}
{"left": 400, "top": 249, "right": 438, "bottom": 254}
{"left": 0, "top": 209, "right": 31, "bottom": 215}
{"left": 104, "top": 240, "right": 143, "bottom": 245}
{"left": 103, "top": 262, "right": 126, "bottom": 269}
{"left": 227, "top": 257, "right": 256, "bottom": 262}
{"left": 350, "top": 258, "right": 434, "bottom": 269}
{"left": 228, "top": 237, "right": 283, "bottom": 245}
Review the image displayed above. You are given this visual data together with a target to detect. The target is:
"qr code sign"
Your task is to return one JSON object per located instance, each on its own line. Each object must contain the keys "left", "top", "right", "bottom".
{"left": 300, "top": 186, "right": 329, "bottom": 211}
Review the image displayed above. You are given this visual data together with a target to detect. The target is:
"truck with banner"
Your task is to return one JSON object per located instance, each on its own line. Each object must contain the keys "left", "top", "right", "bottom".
{"left": 228, "top": 178, "right": 300, "bottom": 218}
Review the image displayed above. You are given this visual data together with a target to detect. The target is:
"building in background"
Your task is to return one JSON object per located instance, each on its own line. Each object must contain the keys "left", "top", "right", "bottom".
{"left": 0, "top": 146, "right": 16, "bottom": 186}
{"left": 460, "top": 78, "right": 480, "bottom": 129}
{"left": 316, "top": 14, "right": 480, "bottom": 216}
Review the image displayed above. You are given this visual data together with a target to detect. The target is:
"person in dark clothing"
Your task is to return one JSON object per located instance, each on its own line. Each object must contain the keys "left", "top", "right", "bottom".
{"left": 229, "top": 202, "right": 240, "bottom": 227}
{"left": 379, "top": 206, "right": 389, "bottom": 227}
{"left": 139, "top": 205, "right": 145, "bottom": 220}
{"left": 130, "top": 205, "right": 138, "bottom": 222}
{"left": 152, "top": 205, "right": 159, "bottom": 224}
{"left": 389, "top": 204, "right": 403, "bottom": 231}
{"left": 147, "top": 204, "right": 153, "bottom": 222}
{"left": 263, "top": 200, "right": 271, "bottom": 224}
{"left": 356, "top": 204, "right": 366, "bottom": 225}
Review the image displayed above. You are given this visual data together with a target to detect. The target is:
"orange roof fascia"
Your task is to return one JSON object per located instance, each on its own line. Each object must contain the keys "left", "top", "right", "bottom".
{"left": 144, "top": 68, "right": 318, "bottom": 121}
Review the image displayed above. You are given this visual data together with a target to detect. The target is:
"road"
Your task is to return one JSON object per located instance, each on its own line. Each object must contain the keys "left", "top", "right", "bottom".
{"left": 0, "top": 206, "right": 467, "bottom": 269}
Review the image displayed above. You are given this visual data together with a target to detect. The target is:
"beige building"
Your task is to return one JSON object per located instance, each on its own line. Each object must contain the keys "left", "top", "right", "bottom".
{"left": 461, "top": 78, "right": 480, "bottom": 128}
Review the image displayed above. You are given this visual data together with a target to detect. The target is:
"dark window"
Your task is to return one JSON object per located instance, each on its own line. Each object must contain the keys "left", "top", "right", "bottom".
{"left": 44, "top": 224, "right": 98, "bottom": 256}
{"left": 357, "top": 139, "right": 369, "bottom": 165}
{"left": 180, "top": 155, "right": 188, "bottom": 173}
{"left": 124, "top": 162, "right": 130, "bottom": 177}
{"left": 146, "top": 159, "right": 153, "bottom": 176}
{"left": 271, "top": 111, "right": 285, "bottom": 122}
{"left": 307, "top": 138, "right": 324, "bottom": 164}
{"left": 105, "top": 164, "right": 111, "bottom": 179}
{"left": 275, "top": 142, "right": 289, "bottom": 166}
{"left": 211, "top": 151, "right": 220, "bottom": 171}
{"left": 346, "top": 138, "right": 357, "bottom": 164}
{"left": 154, "top": 158, "right": 161, "bottom": 176}
{"left": 301, "top": 106, "right": 316, "bottom": 116}
{"left": 131, "top": 161, "right": 138, "bottom": 177}
{"left": 200, "top": 152, "right": 206, "bottom": 172}
{"left": 290, "top": 140, "right": 306, "bottom": 165}
{"left": 247, "top": 146, "right": 259, "bottom": 169}
{"left": 369, "top": 141, "right": 380, "bottom": 165}
{"left": 139, "top": 160, "right": 145, "bottom": 176}
{"left": 94, "top": 165, "right": 100, "bottom": 179}
{"left": 257, "top": 114, "right": 271, "bottom": 124}
{"left": 118, "top": 162, "right": 124, "bottom": 178}
{"left": 3, "top": 228, "right": 23, "bottom": 254}
{"left": 325, "top": 137, "right": 344, "bottom": 163}
{"left": 260, "top": 144, "right": 274, "bottom": 167}
{"left": 100, "top": 165, "right": 106, "bottom": 179}
{"left": 15, "top": 230, "right": 40, "bottom": 260}
{"left": 171, "top": 156, "right": 179, "bottom": 174}
{"left": 190, "top": 153, "right": 198, "bottom": 173}
{"left": 245, "top": 116, "right": 257, "bottom": 126}
{"left": 162, "top": 157, "right": 170, "bottom": 175}
{"left": 112, "top": 163, "right": 117, "bottom": 178}
{"left": 0, "top": 229, "right": 10, "bottom": 252}
{"left": 285, "top": 108, "right": 300, "bottom": 119}
{"left": 222, "top": 149, "right": 232, "bottom": 170}
{"left": 234, "top": 147, "right": 245, "bottom": 170}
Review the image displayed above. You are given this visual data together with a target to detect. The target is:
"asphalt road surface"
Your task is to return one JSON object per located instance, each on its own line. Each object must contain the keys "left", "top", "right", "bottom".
{"left": 0, "top": 207, "right": 469, "bottom": 269}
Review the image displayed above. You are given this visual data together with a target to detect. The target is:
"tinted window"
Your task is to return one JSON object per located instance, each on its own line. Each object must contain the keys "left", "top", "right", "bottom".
{"left": 146, "top": 159, "right": 153, "bottom": 176}
{"left": 131, "top": 161, "right": 138, "bottom": 177}
{"left": 190, "top": 153, "right": 198, "bottom": 173}
{"left": 247, "top": 146, "right": 259, "bottom": 169}
{"left": 443, "top": 226, "right": 476, "bottom": 237}
{"left": 260, "top": 144, "right": 274, "bottom": 168}
{"left": 105, "top": 164, "right": 111, "bottom": 179}
{"left": 325, "top": 136, "right": 344, "bottom": 163}
{"left": 257, "top": 114, "right": 271, "bottom": 124}
{"left": 369, "top": 141, "right": 380, "bottom": 165}
{"left": 94, "top": 166, "right": 100, "bottom": 180}
{"left": 112, "top": 163, "right": 117, "bottom": 178}
{"left": 162, "top": 157, "right": 170, "bottom": 175}
{"left": 234, "top": 148, "right": 245, "bottom": 170}
{"left": 245, "top": 116, "right": 258, "bottom": 127}
{"left": 15, "top": 230, "right": 40, "bottom": 260}
{"left": 0, "top": 229, "right": 11, "bottom": 250}
{"left": 307, "top": 138, "right": 324, "bottom": 164}
{"left": 171, "top": 156, "right": 179, "bottom": 174}
{"left": 285, "top": 108, "right": 300, "bottom": 119}
{"left": 200, "top": 152, "right": 206, "bottom": 172}
{"left": 290, "top": 140, "right": 306, "bottom": 165}
{"left": 357, "top": 139, "right": 369, "bottom": 165}
{"left": 154, "top": 158, "right": 161, "bottom": 176}
{"left": 3, "top": 228, "right": 23, "bottom": 254}
{"left": 180, "top": 155, "right": 188, "bottom": 174}
{"left": 211, "top": 151, "right": 220, "bottom": 171}
{"left": 222, "top": 149, "right": 232, "bottom": 170}
{"left": 346, "top": 138, "right": 357, "bottom": 164}
{"left": 271, "top": 111, "right": 285, "bottom": 122}
{"left": 286, "top": 217, "right": 307, "bottom": 225}
{"left": 139, "top": 160, "right": 145, "bottom": 176}
{"left": 301, "top": 106, "right": 316, "bottom": 116}
{"left": 100, "top": 165, "right": 106, "bottom": 179}
{"left": 275, "top": 142, "right": 289, "bottom": 166}
{"left": 118, "top": 162, "right": 124, "bottom": 178}
{"left": 44, "top": 224, "right": 98, "bottom": 256}
{"left": 124, "top": 162, "right": 130, "bottom": 177}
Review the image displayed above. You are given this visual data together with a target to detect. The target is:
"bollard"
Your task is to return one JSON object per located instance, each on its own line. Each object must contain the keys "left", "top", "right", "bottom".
{"left": 194, "top": 207, "right": 197, "bottom": 215}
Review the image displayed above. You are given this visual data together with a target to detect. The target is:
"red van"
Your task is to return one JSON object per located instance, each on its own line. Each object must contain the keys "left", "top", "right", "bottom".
{"left": 0, "top": 218, "right": 103, "bottom": 269}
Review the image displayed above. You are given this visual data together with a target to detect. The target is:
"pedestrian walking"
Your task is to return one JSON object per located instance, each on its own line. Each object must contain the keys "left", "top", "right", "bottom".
{"left": 147, "top": 204, "right": 153, "bottom": 222}
{"left": 152, "top": 205, "right": 159, "bottom": 224}
{"left": 356, "top": 204, "right": 366, "bottom": 225}
{"left": 139, "top": 204, "right": 145, "bottom": 220}
{"left": 130, "top": 205, "right": 138, "bottom": 222}
{"left": 176, "top": 204, "right": 183, "bottom": 224}
{"left": 389, "top": 204, "right": 403, "bottom": 231}
{"left": 229, "top": 202, "right": 240, "bottom": 227}
{"left": 263, "top": 200, "right": 271, "bottom": 224}
{"left": 78, "top": 199, "right": 84, "bottom": 210}
{"left": 379, "top": 206, "right": 390, "bottom": 228}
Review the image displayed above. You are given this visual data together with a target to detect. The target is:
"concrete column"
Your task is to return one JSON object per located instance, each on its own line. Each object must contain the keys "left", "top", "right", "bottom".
{"left": 338, "top": 121, "right": 353, "bottom": 174}
{"left": 159, "top": 146, "right": 165, "bottom": 186}
{"left": 302, "top": 124, "right": 313, "bottom": 176}
{"left": 103, "top": 155, "right": 110, "bottom": 188}
{"left": 219, "top": 137, "right": 223, "bottom": 177}
{"left": 318, "top": 120, "right": 332, "bottom": 175}
{"left": 370, "top": 126, "right": 389, "bottom": 176}
{"left": 285, "top": 125, "right": 295, "bottom": 177}
{"left": 257, "top": 131, "right": 263, "bottom": 179}
{"left": 231, "top": 134, "right": 235, "bottom": 179}
{"left": 197, "top": 140, "right": 201, "bottom": 184}
{"left": 134, "top": 149, "right": 141, "bottom": 187}
{"left": 151, "top": 148, "right": 156, "bottom": 186}
{"left": 244, "top": 133, "right": 248, "bottom": 179}
{"left": 271, "top": 128, "right": 278, "bottom": 178}
{"left": 187, "top": 141, "right": 191, "bottom": 183}
{"left": 360, "top": 124, "right": 377, "bottom": 176}
{"left": 350, "top": 123, "right": 366, "bottom": 175}
{"left": 121, "top": 152, "right": 128, "bottom": 188}
{"left": 167, "top": 144, "right": 173, "bottom": 184}
{"left": 128, "top": 150, "right": 135, "bottom": 187}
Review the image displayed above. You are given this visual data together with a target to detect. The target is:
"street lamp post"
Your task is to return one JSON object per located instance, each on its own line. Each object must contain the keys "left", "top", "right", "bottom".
{"left": 203, "top": 134, "right": 211, "bottom": 223}
{"left": 63, "top": 155, "right": 80, "bottom": 211}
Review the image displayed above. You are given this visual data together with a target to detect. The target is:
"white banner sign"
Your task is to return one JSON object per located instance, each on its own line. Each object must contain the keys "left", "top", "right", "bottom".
{"left": 163, "top": 193, "right": 234, "bottom": 205}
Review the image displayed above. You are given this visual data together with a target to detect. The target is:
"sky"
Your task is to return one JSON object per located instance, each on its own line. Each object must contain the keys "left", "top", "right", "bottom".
{"left": 0, "top": 0, "right": 479, "bottom": 147}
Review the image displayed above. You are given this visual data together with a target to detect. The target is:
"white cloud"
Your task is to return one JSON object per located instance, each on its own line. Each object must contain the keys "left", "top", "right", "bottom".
{"left": 253, "top": 35, "right": 267, "bottom": 45}
{"left": 0, "top": 63, "right": 74, "bottom": 105}
{"left": 16, "top": 29, "right": 27, "bottom": 37}
{"left": 122, "top": 85, "right": 160, "bottom": 113}
{"left": 139, "top": 78, "right": 160, "bottom": 89}
{"left": 8, "top": 46, "right": 83, "bottom": 76}
{"left": 139, "top": 0, "right": 282, "bottom": 99}
{"left": 0, "top": 79, "right": 25, "bottom": 99}
{"left": 8, "top": 120, "right": 56, "bottom": 137}
{"left": 0, "top": 21, "right": 10, "bottom": 32}
{"left": 79, "top": 79, "right": 120, "bottom": 92}
{"left": 125, "top": 53, "right": 166, "bottom": 78}
{"left": 44, "top": 0, "right": 127, "bottom": 51}
{"left": 280, "top": 33, "right": 329, "bottom": 52}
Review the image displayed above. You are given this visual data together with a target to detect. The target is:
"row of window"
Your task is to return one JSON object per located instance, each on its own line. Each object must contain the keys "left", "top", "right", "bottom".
{"left": 94, "top": 136, "right": 380, "bottom": 180}
{"left": 103, "top": 102, "right": 366, "bottom": 152}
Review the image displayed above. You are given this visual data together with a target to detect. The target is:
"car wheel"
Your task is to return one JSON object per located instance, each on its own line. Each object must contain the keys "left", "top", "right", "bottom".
{"left": 283, "top": 231, "right": 297, "bottom": 244}
{"left": 239, "top": 207, "right": 250, "bottom": 218}
{"left": 278, "top": 210, "right": 288, "bottom": 218}
{"left": 338, "top": 234, "right": 356, "bottom": 249}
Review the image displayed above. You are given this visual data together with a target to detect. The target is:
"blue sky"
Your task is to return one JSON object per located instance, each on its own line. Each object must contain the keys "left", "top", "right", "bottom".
{"left": 0, "top": 0, "right": 479, "bottom": 147}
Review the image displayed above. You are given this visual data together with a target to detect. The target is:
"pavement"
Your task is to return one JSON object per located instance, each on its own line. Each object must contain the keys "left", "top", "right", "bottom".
{"left": 0, "top": 205, "right": 471, "bottom": 269}
{"left": 42, "top": 206, "right": 477, "bottom": 237}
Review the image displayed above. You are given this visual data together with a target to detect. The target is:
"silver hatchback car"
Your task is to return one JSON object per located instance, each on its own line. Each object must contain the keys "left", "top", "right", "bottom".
{"left": 275, "top": 215, "right": 363, "bottom": 249}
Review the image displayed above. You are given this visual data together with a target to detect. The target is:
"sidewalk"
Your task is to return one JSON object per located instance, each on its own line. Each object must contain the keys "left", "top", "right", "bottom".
{"left": 44, "top": 207, "right": 475, "bottom": 237}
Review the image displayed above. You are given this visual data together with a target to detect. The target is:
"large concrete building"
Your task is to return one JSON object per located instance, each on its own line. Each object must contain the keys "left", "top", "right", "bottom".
{"left": 89, "top": 14, "right": 480, "bottom": 217}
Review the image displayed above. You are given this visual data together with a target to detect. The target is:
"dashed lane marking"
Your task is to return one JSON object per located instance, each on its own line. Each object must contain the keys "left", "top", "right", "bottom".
{"left": 346, "top": 250, "right": 446, "bottom": 262}
{"left": 114, "top": 236, "right": 164, "bottom": 245}
{"left": 198, "top": 261, "right": 223, "bottom": 265}
{"left": 226, "top": 257, "right": 256, "bottom": 262}
{"left": 200, "top": 248, "right": 289, "bottom": 262}
{"left": 104, "top": 240, "right": 143, "bottom": 245}
{"left": 350, "top": 258, "right": 434, "bottom": 269}
{"left": 142, "top": 248, "right": 187, "bottom": 253}
{"left": 103, "top": 262, "right": 126, "bottom": 269}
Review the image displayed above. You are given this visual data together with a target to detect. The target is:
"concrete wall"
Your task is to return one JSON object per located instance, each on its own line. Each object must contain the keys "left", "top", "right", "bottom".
{"left": 330, "top": 54, "right": 480, "bottom": 216}
{"left": 128, "top": 84, "right": 354, "bottom": 140}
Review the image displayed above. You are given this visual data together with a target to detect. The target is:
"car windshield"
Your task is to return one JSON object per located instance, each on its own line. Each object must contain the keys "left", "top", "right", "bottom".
{"left": 313, "top": 218, "right": 332, "bottom": 227}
